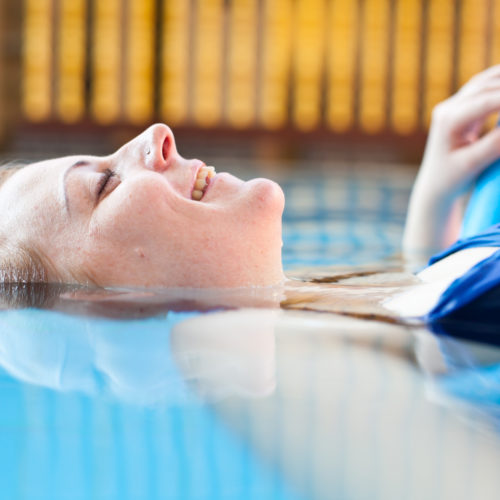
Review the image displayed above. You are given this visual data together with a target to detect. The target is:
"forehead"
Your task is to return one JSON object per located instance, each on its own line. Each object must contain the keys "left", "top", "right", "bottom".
{"left": 0, "top": 156, "right": 76, "bottom": 215}
{"left": 5, "top": 157, "right": 74, "bottom": 188}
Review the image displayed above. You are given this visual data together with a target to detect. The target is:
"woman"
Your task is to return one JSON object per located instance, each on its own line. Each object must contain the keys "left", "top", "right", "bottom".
{"left": 2, "top": 67, "right": 500, "bottom": 305}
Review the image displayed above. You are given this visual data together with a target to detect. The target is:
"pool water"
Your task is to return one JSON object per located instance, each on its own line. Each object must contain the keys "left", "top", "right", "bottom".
{"left": 279, "top": 162, "right": 410, "bottom": 268}
{"left": 1, "top": 163, "right": 500, "bottom": 500}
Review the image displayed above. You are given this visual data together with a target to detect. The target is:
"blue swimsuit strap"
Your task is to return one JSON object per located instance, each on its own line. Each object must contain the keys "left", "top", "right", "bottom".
{"left": 424, "top": 222, "right": 500, "bottom": 327}
{"left": 428, "top": 222, "right": 500, "bottom": 265}
{"left": 426, "top": 247, "right": 500, "bottom": 321}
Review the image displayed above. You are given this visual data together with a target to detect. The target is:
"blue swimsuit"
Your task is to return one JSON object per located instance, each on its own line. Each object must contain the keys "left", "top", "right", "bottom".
{"left": 427, "top": 160, "right": 500, "bottom": 341}
{"left": 426, "top": 229, "right": 500, "bottom": 315}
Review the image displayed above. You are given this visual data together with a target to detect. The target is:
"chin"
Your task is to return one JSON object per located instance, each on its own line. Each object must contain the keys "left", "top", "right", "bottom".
{"left": 247, "top": 178, "right": 285, "bottom": 215}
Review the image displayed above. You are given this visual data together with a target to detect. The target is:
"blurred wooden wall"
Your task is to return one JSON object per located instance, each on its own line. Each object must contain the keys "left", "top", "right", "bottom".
{"left": 5, "top": 0, "right": 500, "bottom": 152}
{"left": 0, "top": 0, "right": 22, "bottom": 149}
{"left": 0, "top": 1, "right": 10, "bottom": 147}
{"left": 0, "top": 0, "right": 4, "bottom": 147}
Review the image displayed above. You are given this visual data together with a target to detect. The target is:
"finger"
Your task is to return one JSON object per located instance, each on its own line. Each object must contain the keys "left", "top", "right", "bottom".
{"left": 441, "top": 92, "right": 500, "bottom": 133}
{"left": 456, "top": 127, "right": 500, "bottom": 176}
{"left": 458, "top": 65, "right": 500, "bottom": 95}
{"left": 456, "top": 79, "right": 500, "bottom": 101}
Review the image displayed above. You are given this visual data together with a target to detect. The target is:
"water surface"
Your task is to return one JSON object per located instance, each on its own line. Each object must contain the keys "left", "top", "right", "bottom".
{"left": 1, "top": 281, "right": 500, "bottom": 500}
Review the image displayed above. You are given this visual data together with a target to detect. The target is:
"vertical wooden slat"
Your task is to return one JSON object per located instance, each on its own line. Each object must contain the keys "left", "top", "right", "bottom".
{"left": 391, "top": 0, "right": 422, "bottom": 134}
{"left": 457, "top": 0, "right": 488, "bottom": 86}
{"left": 359, "top": 0, "right": 391, "bottom": 133}
{"left": 490, "top": 0, "right": 500, "bottom": 64}
{"left": 125, "top": 0, "right": 155, "bottom": 124}
{"left": 56, "top": 0, "right": 87, "bottom": 123}
{"left": 292, "top": 0, "right": 326, "bottom": 131}
{"left": 91, "top": 0, "right": 122, "bottom": 124}
{"left": 192, "top": 0, "right": 224, "bottom": 127}
{"left": 226, "top": 0, "right": 258, "bottom": 128}
{"left": 484, "top": 0, "right": 499, "bottom": 130}
{"left": 259, "top": 0, "right": 293, "bottom": 129}
{"left": 160, "top": 0, "right": 190, "bottom": 124}
{"left": 423, "top": 0, "right": 455, "bottom": 125}
{"left": 0, "top": 0, "right": 5, "bottom": 142}
{"left": 0, "top": 1, "right": 23, "bottom": 146}
{"left": 326, "top": 0, "right": 358, "bottom": 132}
{"left": 22, "top": 0, "right": 53, "bottom": 122}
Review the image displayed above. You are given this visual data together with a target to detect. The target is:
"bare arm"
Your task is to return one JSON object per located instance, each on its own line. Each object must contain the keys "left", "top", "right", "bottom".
{"left": 403, "top": 65, "right": 500, "bottom": 264}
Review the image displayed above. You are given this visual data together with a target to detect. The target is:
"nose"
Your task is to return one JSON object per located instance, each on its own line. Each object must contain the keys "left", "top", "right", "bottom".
{"left": 144, "top": 123, "right": 179, "bottom": 172}
{"left": 118, "top": 123, "right": 180, "bottom": 173}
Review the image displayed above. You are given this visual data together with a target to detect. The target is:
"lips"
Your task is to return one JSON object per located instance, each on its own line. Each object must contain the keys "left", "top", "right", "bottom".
{"left": 192, "top": 165, "right": 216, "bottom": 201}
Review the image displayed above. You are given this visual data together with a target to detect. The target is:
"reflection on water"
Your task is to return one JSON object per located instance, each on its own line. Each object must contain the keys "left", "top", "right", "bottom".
{"left": 0, "top": 282, "right": 500, "bottom": 499}
{"left": 0, "top": 300, "right": 279, "bottom": 406}
{"left": 416, "top": 329, "right": 500, "bottom": 425}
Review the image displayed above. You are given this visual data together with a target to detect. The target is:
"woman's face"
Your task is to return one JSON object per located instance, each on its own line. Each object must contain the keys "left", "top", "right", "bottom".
{"left": 0, "top": 124, "right": 285, "bottom": 287}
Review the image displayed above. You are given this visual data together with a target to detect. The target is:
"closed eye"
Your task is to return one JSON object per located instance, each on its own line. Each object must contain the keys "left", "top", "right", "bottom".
{"left": 96, "top": 168, "right": 117, "bottom": 199}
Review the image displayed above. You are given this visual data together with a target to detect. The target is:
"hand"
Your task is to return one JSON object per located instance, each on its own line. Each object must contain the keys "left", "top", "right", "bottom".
{"left": 420, "top": 65, "right": 500, "bottom": 201}
{"left": 404, "top": 66, "right": 500, "bottom": 261}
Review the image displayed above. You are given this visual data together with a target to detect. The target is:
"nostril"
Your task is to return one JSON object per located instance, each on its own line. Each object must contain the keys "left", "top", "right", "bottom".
{"left": 162, "top": 136, "right": 171, "bottom": 162}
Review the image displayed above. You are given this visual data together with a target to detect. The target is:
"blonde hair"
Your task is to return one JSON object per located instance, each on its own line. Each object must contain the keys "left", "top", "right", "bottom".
{"left": 0, "top": 163, "right": 49, "bottom": 283}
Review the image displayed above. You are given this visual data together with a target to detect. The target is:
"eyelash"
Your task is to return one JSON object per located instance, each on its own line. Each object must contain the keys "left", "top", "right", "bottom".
{"left": 96, "top": 168, "right": 116, "bottom": 198}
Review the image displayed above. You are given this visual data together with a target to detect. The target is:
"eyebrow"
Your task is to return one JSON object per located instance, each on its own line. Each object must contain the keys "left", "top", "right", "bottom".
{"left": 61, "top": 160, "right": 90, "bottom": 213}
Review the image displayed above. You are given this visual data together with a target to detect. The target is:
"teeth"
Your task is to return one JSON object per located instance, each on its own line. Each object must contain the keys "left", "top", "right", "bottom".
{"left": 195, "top": 178, "right": 206, "bottom": 189}
{"left": 192, "top": 189, "right": 203, "bottom": 200}
{"left": 191, "top": 165, "right": 216, "bottom": 201}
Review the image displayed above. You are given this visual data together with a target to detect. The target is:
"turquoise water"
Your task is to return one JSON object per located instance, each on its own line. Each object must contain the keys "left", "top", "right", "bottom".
{"left": 1, "top": 166, "right": 500, "bottom": 500}
{"left": 2, "top": 299, "right": 500, "bottom": 500}
{"left": 0, "top": 308, "right": 302, "bottom": 500}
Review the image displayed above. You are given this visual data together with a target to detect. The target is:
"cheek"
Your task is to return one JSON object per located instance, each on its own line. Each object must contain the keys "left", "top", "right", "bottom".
{"left": 81, "top": 181, "right": 173, "bottom": 276}
{"left": 90, "top": 179, "right": 171, "bottom": 242}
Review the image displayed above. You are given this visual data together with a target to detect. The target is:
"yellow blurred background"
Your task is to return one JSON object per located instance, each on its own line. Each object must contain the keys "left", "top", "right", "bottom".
{"left": 0, "top": 0, "right": 498, "bottom": 161}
